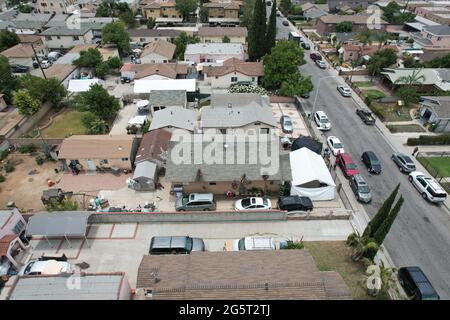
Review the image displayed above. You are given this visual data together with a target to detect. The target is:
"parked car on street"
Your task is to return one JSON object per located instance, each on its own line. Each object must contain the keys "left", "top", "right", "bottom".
{"left": 277, "top": 196, "right": 313, "bottom": 212}
{"left": 226, "top": 236, "right": 276, "bottom": 251}
{"left": 361, "top": 151, "right": 382, "bottom": 174}
{"left": 326, "top": 136, "right": 345, "bottom": 156}
{"left": 40, "top": 60, "right": 51, "bottom": 69}
{"left": 337, "top": 85, "right": 352, "bottom": 97}
{"left": 234, "top": 197, "right": 272, "bottom": 210}
{"left": 314, "top": 111, "right": 331, "bottom": 131}
{"left": 336, "top": 153, "right": 359, "bottom": 178}
{"left": 408, "top": 171, "right": 447, "bottom": 204}
{"left": 310, "top": 52, "right": 322, "bottom": 61}
{"left": 301, "top": 42, "right": 310, "bottom": 50}
{"left": 280, "top": 115, "right": 293, "bottom": 134}
{"left": 391, "top": 153, "right": 416, "bottom": 173}
{"left": 398, "top": 266, "right": 440, "bottom": 300}
{"left": 175, "top": 193, "right": 216, "bottom": 211}
{"left": 11, "top": 64, "right": 29, "bottom": 73}
{"left": 356, "top": 108, "right": 376, "bottom": 125}
{"left": 18, "top": 260, "right": 71, "bottom": 276}
{"left": 149, "top": 236, "right": 205, "bottom": 255}
{"left": 349, "top": 174, "right": 372, "bottom": 203}
{"left": 315, "top": 60, "right": 327, "bottom": 69}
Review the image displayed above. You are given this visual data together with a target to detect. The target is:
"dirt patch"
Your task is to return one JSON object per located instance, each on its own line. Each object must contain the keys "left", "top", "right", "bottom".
{"left": 0, "top": 153, "right": 62, "bottom": 212}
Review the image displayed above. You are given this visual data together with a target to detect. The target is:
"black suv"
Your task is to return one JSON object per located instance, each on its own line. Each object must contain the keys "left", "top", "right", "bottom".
{"left": 149, "top": 236, "right": 205, "bottom": 255}
{"left": 11, "top": 64, "right": 29, "bottom": 73}
{"left": 309, "top": 52, "right": 322, "bottom": 61}
{"left": 277, "top": 196, "right": 313, "bottom": 212}
{"left": 356, "top": 108, "right": 375, "bottom": 125}
{"left": 301, "top": 42, "right": 311, "bottom": 50}
{"left": 361, "top": 151, "right": 382, "bottom": 174}
{"left": 398, "top": 266, "right": 440, "bottom": 300}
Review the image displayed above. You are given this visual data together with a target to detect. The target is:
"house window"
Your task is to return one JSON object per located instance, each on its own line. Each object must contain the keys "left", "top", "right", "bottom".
{"left": 437, "top": 37, "right": 442, "bottom": 41}
{"left": 73, "top": 35, "right": 80, "bottom": 40}
{"left": 231, "top": 77, "right": 238, "bottom": 82}
{"left": 219, "top": 129, "right": 226, "bottom": 134}
{"left": 57, "top": 36, "right": 60, "bottom": 39}
{"left": 252, "top": 77, "right": 255, "bottom": 81}
{"left": 260, "top": 128, "right": 270, "bottom": 134}
{"left": 427, "top": 33, "right": 432, "bottom": 39}
{"left": 45, "top": 36, "right": 52, "bottom": 40}
{"left": 209, "top": 182, "right": 217, "bottom": 185}
{"left": 140, "top": 37, "right": 145, "bottom": 42}
{"left": 12, "top": 220, "right": 25, "bottom": 235}
{"left": 122, "top": 157, "right": 129, "bottom": 161}
{"left": 254, "top": 122, "right": 261, "bottom": 125}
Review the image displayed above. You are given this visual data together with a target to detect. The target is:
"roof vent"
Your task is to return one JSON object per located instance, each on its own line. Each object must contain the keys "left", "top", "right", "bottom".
{"left": 228, "top": 103, "right": 232, "bottom": 108}
{"left": 224, "top": 144, "right": 228, "bottom": 149}
{"left": 265, "top": 283, "right": 269, "bottom": 291}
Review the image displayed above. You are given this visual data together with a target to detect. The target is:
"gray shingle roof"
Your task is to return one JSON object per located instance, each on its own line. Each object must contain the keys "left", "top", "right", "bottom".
{"left": 424, "top": 25, "right": 450, "bottom": 36}
{"left": 165, "top": 138, "right": 291, "bottom": 182}
{"left": 41, "top": 25, "right": 91, "bottom": 36}
{"left": 421, "top": 96, "right": 450, "bottom": 119}
{"left": 148, "top": 90, "right": 186, "bottom": 107}
{"left": 133, "top": 160, "right": 157, "bottom": 179}
{"left": 149, "top": 106, "right": 196, "bottom": 131}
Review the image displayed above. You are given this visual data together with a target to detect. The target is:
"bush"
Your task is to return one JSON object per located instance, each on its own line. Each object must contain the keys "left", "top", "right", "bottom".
{"left": 407, "top": 134, "right": 450, "bottom": 146}
{"left": 0, "top": 175, "right": 5, "bottom": 183}
{"left": 35, "top": 156, "right": 45, "bottom": 165}
{"left": 126, "top": 124, "right": 138, "bottom": 134}
{"left": 282, "top": 240, "right": 305, "bottom": 249}
{"left": 366, "top": 100, "right": 386, "bottom": 122}
{"left": 4, "top": 161, "right": 15, "bottom": 173}
{"left": 18, "top": 144, "right": 37, "bottom": 154}
{"left": 0, "top": 149, "right": 9, "bottom": 161}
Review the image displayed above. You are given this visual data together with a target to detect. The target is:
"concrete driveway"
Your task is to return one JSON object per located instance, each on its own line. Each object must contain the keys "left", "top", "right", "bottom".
{"left": 272, "top": 103, "right": 310, "bottom": 137}
{"left": 109, "top": 103, "right": 141, "bottom": 135}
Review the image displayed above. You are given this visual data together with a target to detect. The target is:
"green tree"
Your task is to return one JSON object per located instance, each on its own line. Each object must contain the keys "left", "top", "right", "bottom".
{"left": 43, "top": 77, "right": 67, "bottom": 108}
{"left": 382, "top": 1, "right": 415, "bottom": 24}
{"left": 81, "top": 112, "right": 108, "bottom": 134}
{"left": 425, "top": 53, "right": 450, "bottom": 68}
{"left": 365, "top": 261, "right": 396, "bottom": 297}
{"left": 355, "top": 30, "right": 373, "bottom": 48}
{"left": 17, "top": 3, "right": 33, "bottom": 13}
{"left": 394, "top": 68, "right": 425, "bottom": 86}
{"left": 0, "top": 55, "right": 19, "bottom": 103}
{"left": 240, "top": 0, "right": 256, "bottom": 27}
{"left": 374, "top": 31, "right": 391, "bottom": 49}
{"left": 248, "top": 0, "right": 267, "bottom": 61}
{"left": 73, "top": 48, "right": 103, "bottom": 68}
{"left": 73, "top": 83, "right": 120, "bottom": 120}
{"left": 266, "top": 0, "right": 277, "bottom": 55}
{"left": 106, "top": 56, "right": 123, "bottom": 69}
{"left": 19, "top": 73, "right": 47, "bottom": 102}
{"left": 222, "top": 35, "right": 230, "bottom": 43}
{"left": 262, "top": 40, "right": 305, "bottom": 89}
{"left": 14, "top": 89, "right": 41, "bottom": 116}
{"left": 96, "top": 0, "right": 131, "bottom": 17}
{"left": 403, "top": 54, "right": 422, "bottom": 68}
{"left": 363, "top": 184, "right": 400, "bottom": 238}
{"left": 335, "top": 21, "right": 353, "bottom": 33}
{"left": 146, "top": 17, "right": 156, "bottom": 29}
{"left": 95, "top": 62, "right": 110, "bottom": 79}
{"left": 280, "top": 0, "right": 292, "bottom": 14}
{"left": 199, "top": 5, "right": 209, "bottom": 23}
{"left": 175, "top": 0, "right": 197, "bottom": 22}
{"left": 119, "top": 10, "right": 137, "bottom": 28}
{"left": 396, "top": 86, "right": 419, "bottom": 106}
{"left": 373, "top": 195, "right": 404, "bottom": 245}
{"left": 367, "top": 48, "right": 398, "bottom": 78}
{"left": 46, "top": 198, "right": 79, "bottom": 212}
{"left": 0, "top": 30, "right": 20, "bottom": 52}
{"left": 102, "top": 21, "right": 131, "bottom": 55}
{"left": 346, "top": 230, "right": 379, "bottom": 262}
{"left": 173, "top": 32, "right": 200, "bottom": 60}
{"left": 279, "top": 71, "right": 313, "bottom": 97}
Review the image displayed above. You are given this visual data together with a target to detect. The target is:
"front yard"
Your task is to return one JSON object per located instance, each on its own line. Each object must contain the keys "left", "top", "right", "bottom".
{"left": 370, "top": 102, "right": 413, "bottom": 122}
{"left": 387, "top": 124, "right": 425, "bottom": 133}
{"left": 417, "top": 156, "right": 450, "bottom": 177}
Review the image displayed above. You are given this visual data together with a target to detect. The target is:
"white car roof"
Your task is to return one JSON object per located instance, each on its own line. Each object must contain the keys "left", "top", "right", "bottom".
{"left": 27, "top": 260, "right": 70, "bottom": 275}
{"left": 328, "top": 136, "right": 341, "bottom": 143}
{"left": 316, "top": 111, "right": 327, "bottom": 118}
{"left": 244, "top": 237, "right": 275, "bottom": 250}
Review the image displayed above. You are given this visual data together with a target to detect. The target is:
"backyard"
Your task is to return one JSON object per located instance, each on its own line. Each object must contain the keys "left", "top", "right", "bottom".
{"left": 40, "top": 109, "right": 88, "bottom": 138}
{"left": 304, "top": 241, "right": 384, "bottom": 300}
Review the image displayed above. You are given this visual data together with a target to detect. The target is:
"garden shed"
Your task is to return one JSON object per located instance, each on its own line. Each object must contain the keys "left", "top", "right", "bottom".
{"left": 129, "top": 161, "right": 157, "bottom": 191}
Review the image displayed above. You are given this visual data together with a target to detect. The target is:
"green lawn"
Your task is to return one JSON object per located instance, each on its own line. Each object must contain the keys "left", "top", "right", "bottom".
{"left": 304, "top": 241, "right": 385, "bottom": 300}
{"left": 40, "top": 109, "right": 88, "bottom": 138}
{"left": 362, "top": 89, "right": 386, "bottom": 100}
{"left": 354, "top": 81, "right": 373, "bottom": 88}
{"left": 371, "top": 102, "right": 412, "bottom": 122}
{"left": 417, "top": 157, "right": 450, "bottom": 177}
{"left": 387, "top": 124, "right": 425, "bottom": 133}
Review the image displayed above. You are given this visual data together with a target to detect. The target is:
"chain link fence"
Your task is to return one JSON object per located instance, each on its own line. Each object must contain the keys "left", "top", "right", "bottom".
{"left": 416, "top": 151, "right": 450, "bottom": 193}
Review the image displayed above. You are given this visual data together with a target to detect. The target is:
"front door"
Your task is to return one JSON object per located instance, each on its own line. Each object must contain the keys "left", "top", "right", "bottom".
{"left": 86, "top": 159, "right": 96, "bottom": 171}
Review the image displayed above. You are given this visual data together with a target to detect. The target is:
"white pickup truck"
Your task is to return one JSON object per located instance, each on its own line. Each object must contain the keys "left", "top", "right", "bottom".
{"left": 18, "top": 260, "right": 71, "bottom": 276}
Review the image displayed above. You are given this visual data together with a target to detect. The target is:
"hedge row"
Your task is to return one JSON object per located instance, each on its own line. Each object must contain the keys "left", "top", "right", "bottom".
{"left": 365, "top": 97, "right": 385, "bottom": 122}
{"left": 407, "top": 134, "right": 450, "bottom": 146}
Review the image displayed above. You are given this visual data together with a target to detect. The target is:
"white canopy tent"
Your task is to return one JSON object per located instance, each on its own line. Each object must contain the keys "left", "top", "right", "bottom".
{"left": 289, "top": 148, "right": 336, "bottom": 201}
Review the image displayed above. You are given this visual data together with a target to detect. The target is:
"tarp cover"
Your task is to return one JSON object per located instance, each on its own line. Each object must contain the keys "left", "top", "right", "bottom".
{"left": 26, "top": 212, "right": 92, "bottom": 237}
{"left": 289, "top": 148, "right": 336, "bottom": 201}
{"left": 291, "top": 136, "right": 322, "bottom": 154}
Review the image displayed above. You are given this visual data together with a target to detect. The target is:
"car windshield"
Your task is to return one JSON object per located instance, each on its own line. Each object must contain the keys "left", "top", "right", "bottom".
{"left": 284, "top": 120, "right": 292, "bottom": 126}
{"left": 333, "top": 143, "right": 343, "bottom": 149}
{"left": 371, "top": 159, "right": 380, "bottom": 165}
{"left": 186, "top": 237, "right": 193, "bottom": 251}
{"left": 182, "top": 197, "right": 189, "bottom": 205}
{"left": 238, "top": 238, "right": 246, "bottom": 250}
{"left": 24, "top": 261, "right": 35, "bottom": 274}
{"left": 320, "top": 118, "right": 329, "bottom": 123}
{"left": 403, "top": 156, "right": 414, "bottom": 164}
{"left": 263, "top": 199, "right": 268, "bottom": 206}
{"left": 359, "top": 186, "right": 370, "bottom": 193}
{"left": 346, "top": 163, "right": 357, "bottom": 170}
{"left": 241, "top": 198, "right": 251, "bottom": 208}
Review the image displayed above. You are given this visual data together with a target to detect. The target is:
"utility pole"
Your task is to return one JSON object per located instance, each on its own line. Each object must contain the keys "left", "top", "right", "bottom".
{"left": 31, "top": 43, "right": 47, "bottom": 79}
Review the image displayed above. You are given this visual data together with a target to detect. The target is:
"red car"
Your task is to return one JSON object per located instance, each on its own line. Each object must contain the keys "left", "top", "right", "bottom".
{"left": 336, "top": 153, "right": 359, "bottom": 178}
{"left": 310, "top": 52, "right": 322, "bottom": 61}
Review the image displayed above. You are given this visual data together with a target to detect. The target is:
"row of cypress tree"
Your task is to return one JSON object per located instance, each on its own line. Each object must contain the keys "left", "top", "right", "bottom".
{"left": 248, "top": 0, "right": 277, "bottom": 61}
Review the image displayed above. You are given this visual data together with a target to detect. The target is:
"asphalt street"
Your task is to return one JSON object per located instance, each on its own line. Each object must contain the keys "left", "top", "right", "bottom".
{"left": 275, "top": 15, "right": 450, "bottom": 299}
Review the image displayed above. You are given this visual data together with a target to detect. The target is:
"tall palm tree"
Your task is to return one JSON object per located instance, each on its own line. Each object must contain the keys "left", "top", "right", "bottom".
{"left": 346, "top": 230, "right": 379, "bottom": 262}
{"left": 355, "top": 30, "right": 373, "bottom": 48}
{"left": 394, "top": 69, "right": 426, "bottom": 86}
{"left": 375, "top": 31, "right": 390, "bottom": 50}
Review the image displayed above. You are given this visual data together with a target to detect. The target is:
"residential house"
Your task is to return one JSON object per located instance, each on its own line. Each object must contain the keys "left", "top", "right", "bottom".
{"left": 136, "top": 250, "right": 351, "bottom": 299}
{"left": 36, "top": 0, "right": 77, "bottom": 14}
{"left": 200, "top": 94, "right": 276, "bottom": 135}
{"left": 419, "top": 96, "right": 450, "bottom": 131}
{"left": 148, "top": 106, "right": 196, "bottom": 133}
{"left": 340, "top": 43, "right": 399, "bottom": 62}
{"left": 202, "top": 58, "right": 263, "bottom": 88}
{"left": 44, "top": 63, "right": 79, "bottom": 88}
{"left": 414, "top": 6, "right": 450, "bottom": 25}
{"left": 17, "top": 34, "right": 45, "bottom": 46}
{"left": 184, "top": 43, "right": 245, "bottom": 64}
{"left": 197, "top": 27, "right": 247, "bottom": 44}
{"left": 67, "top": 78, "right": 105, "bottom": 93}
{"left": 141, "top": 0, "right": 183, "bottom": 23}
{"left": 134, "top": 79, "right": 197, "bottom": 93}
{"left": 140, "top": 39, "right": 176, "bottom": 63}
{"left": 134, "top": 129, "right": 172, "bottom": 166}
{"left": 128, "top": 28, "right": 182, "bottom": 45}
{"left": 57, "top": 135, "right": 137, "bottom": 171}
{"left": 7, "top": 273, "right": 131, "bottom": 300}
{"left": 314, "top": 15, "right": 388, "bottom": 36}
{"left": 327, "top": 0, "right": 376, "bottom": 11}
{"left": 9, "top": 13, "right": 53, "bottom": 34}
{"left": 411, "top": 25, "right": 450, "bottom": 51}
{"left": 40, "top": 25, "right": 94, "bottom": 49}
{"left": 120, "top": 63, "right": 188, "bottom": 80}
{"left": 68, "top": 44, "right": 120, "bottom": 61}
{"left": 301, "top": 2, "right": 329, "bottom": 21}
{"left": 0, "top": 43, "right": 48, "bottom": 68}
{"left": 381, "top": 68, "right": 450, "bottom": 92}
{"left": 204, "top": 1, "right": 241, "bottom": 24}
{"left": 148, "top": 90, "right": 187, "bottom": 114}
{"left": 44, "top": 14, "right": 70, "bottom": 28}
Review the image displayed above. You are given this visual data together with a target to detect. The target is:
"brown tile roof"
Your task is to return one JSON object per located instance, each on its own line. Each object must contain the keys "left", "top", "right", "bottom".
{"left": 57, "top": 135, "right": 134, "bottom": 160}
{"left": 0, "top": 234, "right": 17, "bottom": 256}
{"left": 141, "top": 39, "right": 176, "bottom": 59}
{"left": 198, "top": 27, "right": 247, "bottom": 37}
{"left": 45, "top": 64, "right": 77, "bottom": 82}
{"left": 203, "top": 58, "right": 263, "bottom": 77}
{"left": 319, "top": 14, "right": 388, "bottom": 24}
{"left": 204, "top": 2, "right": 241, "bottom": 10}
{"left": 128, "top": 28, "right": 182, "bottom": 38}
{"left": 0, "top": 43, "right": 45, "bottom": 58}
{"left": 120, "top": 63, "right": 188, "bottom": 79}
{"left": 134, "top": 129, "right": 172, "bottom": 164}
{"left": 136, "top": 250, "right": 351, "bottom": 300}
{"left": 18, "top": 34, "right": 42, "bottom": 44}
{"left": 143, "top": 0, "right": 176, "bottom": 9}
